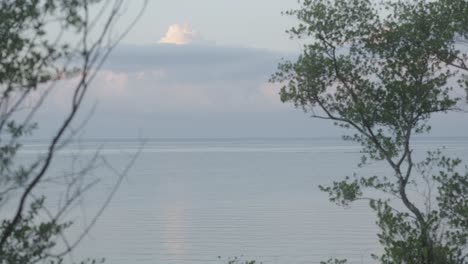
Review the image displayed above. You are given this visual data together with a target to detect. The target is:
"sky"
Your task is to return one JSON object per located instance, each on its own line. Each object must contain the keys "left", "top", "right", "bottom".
{"left": 34, "top": 0, "right": 468, "bottom": 139}
{"left": 119, "top": 0, "right": 302, "bottom": 52}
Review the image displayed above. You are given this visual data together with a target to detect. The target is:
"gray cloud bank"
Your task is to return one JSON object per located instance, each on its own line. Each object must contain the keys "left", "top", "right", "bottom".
{"left": 104, "top": 44, "right": 287, "bottom": 82}
{"left": 33, "top": 43, "right": 468, "bottom": 139}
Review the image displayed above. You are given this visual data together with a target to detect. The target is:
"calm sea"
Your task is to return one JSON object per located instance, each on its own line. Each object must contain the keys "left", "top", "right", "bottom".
{"left": 17, "top": 137, "right": 468, "bottom": 264}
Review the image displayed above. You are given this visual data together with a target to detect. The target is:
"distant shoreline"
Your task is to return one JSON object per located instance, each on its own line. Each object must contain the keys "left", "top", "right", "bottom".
{"left": 20, "top": 136, "right": 468, "bottom": 144}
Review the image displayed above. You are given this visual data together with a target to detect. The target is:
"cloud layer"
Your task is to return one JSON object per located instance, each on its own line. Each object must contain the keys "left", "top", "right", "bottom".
{"left": 33, "top": 43, "right": 468, "bottom": 138}
{"left": 158, "top": 24, "right": 203, "bottom": 45}
{"left": 74, "top": 44, "right": 292, "bottom": 114}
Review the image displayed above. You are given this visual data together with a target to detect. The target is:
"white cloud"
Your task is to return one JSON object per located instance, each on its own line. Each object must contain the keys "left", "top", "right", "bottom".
{"left": 101, "top": 71, "right": 128, "bottom": 97}
{"left": 158, "top": 24, "right": 202, "bottom": 45}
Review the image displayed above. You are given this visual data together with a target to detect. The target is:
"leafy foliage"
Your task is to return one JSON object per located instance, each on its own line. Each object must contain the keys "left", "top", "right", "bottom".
{"left": 272, "top": 0, "right": 468, "bottom": 263}
{"left": 219, "top": 256, "right": 261, "bottom": 264}
{"left": 0, "top": 0, "right": 145, "bottom": 263}
{"left": 320, "top": 259, "right": 347, "bottom": 264}
{"left": 1, "top": 198, "right": 70, "bottom": 263}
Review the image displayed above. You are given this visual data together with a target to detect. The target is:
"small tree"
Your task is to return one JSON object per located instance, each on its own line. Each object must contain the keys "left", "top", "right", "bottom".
{"left": 0, "top": 0, "right": 146, "bottom": 263}
{"left": 271, "top": 0, "right": 468, "bottom": 263}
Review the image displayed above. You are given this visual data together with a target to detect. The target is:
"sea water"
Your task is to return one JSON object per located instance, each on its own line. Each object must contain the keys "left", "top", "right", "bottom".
{"left": 16, "top": 137, "right": 468, "bottom": 264}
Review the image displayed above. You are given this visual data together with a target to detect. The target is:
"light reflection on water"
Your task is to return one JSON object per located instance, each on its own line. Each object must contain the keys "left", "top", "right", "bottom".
{"left": 17, "top": 137, "right": 468, "bottom": 264}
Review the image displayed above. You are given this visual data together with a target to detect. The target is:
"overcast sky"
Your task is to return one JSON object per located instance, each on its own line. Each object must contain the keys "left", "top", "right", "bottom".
{"left": 34, "top": 0, "right": 468, "bottom": 139}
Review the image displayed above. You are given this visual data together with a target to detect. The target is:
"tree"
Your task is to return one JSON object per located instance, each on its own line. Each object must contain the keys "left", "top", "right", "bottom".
{"left": 271, "top": 0, "right": 468, "bottom": 263}
{"left": 0, "top": 0, "right": 146, "bottom": 263}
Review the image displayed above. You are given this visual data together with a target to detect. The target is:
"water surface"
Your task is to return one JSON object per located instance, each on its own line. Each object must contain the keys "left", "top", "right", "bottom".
{"left": 19, "top": 137, "right": 468, "bottom": 264}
